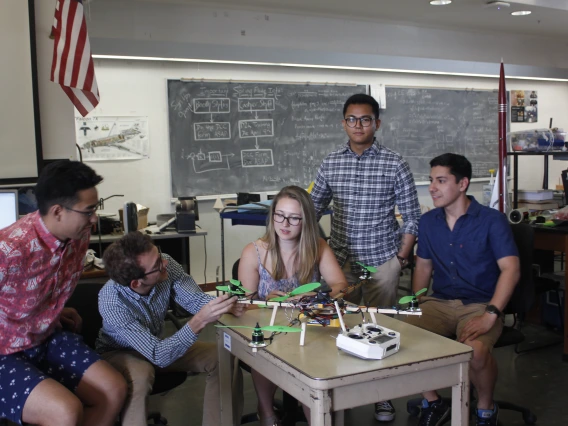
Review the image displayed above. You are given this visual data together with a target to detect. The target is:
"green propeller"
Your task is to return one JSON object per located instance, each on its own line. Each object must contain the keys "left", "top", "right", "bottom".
{"left": 356, "top": 261, "right": 378, "bottom": 273}
{"left": 216, "top": 279, "right": 253, "bottom": 295}
{"left": 215, "top": 324, "right": 301, "bottom": 333}
{"left": 399, "top": 288, "right": 428, "bottom": 305}
{"left": 268, "top": 282, "right": 322, "bottom": 302}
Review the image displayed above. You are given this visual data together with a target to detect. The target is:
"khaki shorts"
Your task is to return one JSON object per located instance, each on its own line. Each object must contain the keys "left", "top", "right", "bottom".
{"left": 405, "top": 296, "right": 504, "bottom": 350}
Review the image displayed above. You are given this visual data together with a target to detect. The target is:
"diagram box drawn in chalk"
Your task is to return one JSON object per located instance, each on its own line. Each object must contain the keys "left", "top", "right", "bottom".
{"left": 238, "top": 98, "right": 275, "bottom": 112}
{"left": 209, "top": 151, "right": 222, "bottom": 162}
{"left": 194, "top": 122, "right": 231, "bottom": 140}
{"left": 241, "top": 149, "right": 274, "bottom": 167}
{"left": 239, "top": 119, "right": 274, "bottom": 138}
{"left": 193, "top": 98, "right": 230, "bottom": 114}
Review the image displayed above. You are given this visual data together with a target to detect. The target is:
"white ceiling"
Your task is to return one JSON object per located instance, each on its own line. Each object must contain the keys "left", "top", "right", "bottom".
{"left": 133, "top": 0, "right": 568, "bottom": 38}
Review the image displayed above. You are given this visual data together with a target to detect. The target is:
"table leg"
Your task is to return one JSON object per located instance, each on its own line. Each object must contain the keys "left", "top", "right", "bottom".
{"left": 310, "top": 389, "right": 333, "bottom": 426}
{"left": 217, "top": 330, "right": 234, "bottom": 426}
{"left": 451, "top": 361, "right": 470, "bottom": 426}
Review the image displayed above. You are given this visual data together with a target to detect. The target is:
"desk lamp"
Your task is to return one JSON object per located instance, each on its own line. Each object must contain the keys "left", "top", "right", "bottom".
{"left": 95, "top": 194, "right": 124, "bottom": 256}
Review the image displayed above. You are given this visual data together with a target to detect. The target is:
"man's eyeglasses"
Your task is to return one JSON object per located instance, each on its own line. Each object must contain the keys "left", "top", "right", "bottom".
{"left": 65, "top": 206, "right": 99, "bottom": 217}
{"left": 273, "top": 212, "right": 302, "bottom": 226}
{"left": 139, "top": 247, "right": 164, "bottom": 278}
{"left": 344, "top": 116, "right": 375, "bottom": 128}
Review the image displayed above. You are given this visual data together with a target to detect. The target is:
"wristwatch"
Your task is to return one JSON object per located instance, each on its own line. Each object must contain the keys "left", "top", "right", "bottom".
{"left": 396, "top": 255, "right": 408, "bottom": 266}
{"left": 485, "top": 304, "right": 502, "bottom": 316}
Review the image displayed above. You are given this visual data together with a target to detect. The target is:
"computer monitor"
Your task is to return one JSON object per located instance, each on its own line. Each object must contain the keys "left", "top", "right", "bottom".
{"left": 0, "top": 189, "right": 19, "bottom": 230}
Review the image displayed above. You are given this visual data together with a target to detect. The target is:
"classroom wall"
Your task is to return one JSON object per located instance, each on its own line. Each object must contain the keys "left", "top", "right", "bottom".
{"left": 26, "top": 1, "right": 568, "bottom": 284}
{"left": 0, "top": 0, "right": 38, "bottom": 180}
{"left": 80, "top": 59, "right": 568, "bottom": 283}
{"left": 32, "top": 0, "right": 76, "bottom": 161}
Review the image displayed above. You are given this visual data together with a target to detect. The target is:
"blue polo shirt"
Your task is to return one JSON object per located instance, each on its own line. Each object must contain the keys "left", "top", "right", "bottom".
{"left": 417, "top": 196, "right": 519, "bottom": 304}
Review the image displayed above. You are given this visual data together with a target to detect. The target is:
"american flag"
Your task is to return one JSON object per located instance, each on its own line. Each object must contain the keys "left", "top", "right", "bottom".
{"left": 51, "top": 0, "right": 99, "bottom": 117}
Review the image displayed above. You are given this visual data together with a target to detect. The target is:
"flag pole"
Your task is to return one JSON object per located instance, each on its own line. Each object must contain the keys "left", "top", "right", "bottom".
{"left": 498, "top": 60, "right": 508, "bottom": 213}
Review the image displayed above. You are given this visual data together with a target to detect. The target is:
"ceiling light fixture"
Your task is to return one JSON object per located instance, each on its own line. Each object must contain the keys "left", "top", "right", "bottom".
{"left": 91, "top": 55, "right": 568, "bottom": 82}
{"left": 484, "top": 1, "right": 510, "bottom": 9}
{"left": 511, "top": 10, "right": 531, "bottom": 16}
{"left": 430, "top": 0, "right": 452, "bottom": 5}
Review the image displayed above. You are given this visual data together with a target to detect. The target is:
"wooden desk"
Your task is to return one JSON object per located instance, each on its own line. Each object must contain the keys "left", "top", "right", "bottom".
{"left": 217, "top": 309, "right": 472, "bottom": 426}
{"left": 532, "top": 226, "right": 568, "bottom": 361}
{"left": 89, "top": 229, "right": 207, "bottom": 274}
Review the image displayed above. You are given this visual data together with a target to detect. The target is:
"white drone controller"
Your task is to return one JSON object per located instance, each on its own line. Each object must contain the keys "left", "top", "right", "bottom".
{"left": 336, "top": 323, "right": 400, "bottom": 360}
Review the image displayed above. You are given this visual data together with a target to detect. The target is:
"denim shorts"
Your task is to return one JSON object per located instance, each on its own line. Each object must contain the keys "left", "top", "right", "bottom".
{"left": 0, "top": 330, "right": 99, "bottom": 424}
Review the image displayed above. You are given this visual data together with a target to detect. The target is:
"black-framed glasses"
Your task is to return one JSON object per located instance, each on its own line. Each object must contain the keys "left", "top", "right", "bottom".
{"left": 140, "top": 247, "right": 164, "bottom": 278}
{"left": 273, "top": 212, "right": 302, "bottom": 226}
{"left": 344, "top": 116, "right": 375, "bottom": 128}
{"left": 64, "top": 206, "right": 99, "bottom": 217}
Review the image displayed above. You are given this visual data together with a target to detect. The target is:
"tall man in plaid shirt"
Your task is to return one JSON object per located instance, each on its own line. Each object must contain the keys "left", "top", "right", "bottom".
{"left": 311, "top": 93, "right": 421, "bottom": 422}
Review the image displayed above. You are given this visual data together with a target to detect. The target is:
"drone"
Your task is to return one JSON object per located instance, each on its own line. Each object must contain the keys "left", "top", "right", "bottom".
{"left": 216, "top": 263, "right": 425, "bottom": 353}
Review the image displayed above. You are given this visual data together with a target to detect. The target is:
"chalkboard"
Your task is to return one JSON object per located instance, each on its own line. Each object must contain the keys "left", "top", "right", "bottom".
{"left": 376, "top": 87, "right": 505, "bottom": 182}
{"left": 168, "top": 80, "right": 367, "bottom": 197}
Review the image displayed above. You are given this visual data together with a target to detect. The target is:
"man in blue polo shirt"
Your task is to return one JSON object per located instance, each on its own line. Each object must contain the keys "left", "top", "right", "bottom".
{"left": 407, "top": 153, "right": 520, "bottom": 426}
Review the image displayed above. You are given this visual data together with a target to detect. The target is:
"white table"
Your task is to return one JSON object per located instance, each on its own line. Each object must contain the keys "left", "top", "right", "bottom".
{"left": 217, "top": 308, "right": 472, "bottom": 426}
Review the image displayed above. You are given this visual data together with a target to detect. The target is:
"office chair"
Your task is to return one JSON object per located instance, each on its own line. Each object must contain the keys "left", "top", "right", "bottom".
{"left": 231, "top": 259, "right": 306, "bottom": 426}
{"left": 406, "top": 224, "right": 538, "bottom": 425}
{"left": 65, "top": 282, "right": 189, "bottom": 426}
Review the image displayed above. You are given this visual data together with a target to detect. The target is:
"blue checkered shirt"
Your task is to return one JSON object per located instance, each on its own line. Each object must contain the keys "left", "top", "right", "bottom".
{"left": 96, "top": 254, "right": 214, "bottom": 368}
{"left": 311, "top": 141, "right": 420, "bottom": 271}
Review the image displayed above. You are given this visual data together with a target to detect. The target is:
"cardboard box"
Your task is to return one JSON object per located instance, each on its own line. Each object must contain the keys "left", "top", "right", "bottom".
{"left": 118, "top": 204, "right": 149, "bottom": 231}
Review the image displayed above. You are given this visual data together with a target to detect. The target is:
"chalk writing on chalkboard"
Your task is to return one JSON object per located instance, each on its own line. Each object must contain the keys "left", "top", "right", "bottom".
{"left": 376, "top": 87, "right": 506, "bottom": 182}
{"left": 168, "top": 80, "right": 367, "bottom": 197}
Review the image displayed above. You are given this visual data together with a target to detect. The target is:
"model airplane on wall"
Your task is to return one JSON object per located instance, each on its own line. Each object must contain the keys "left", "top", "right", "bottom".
{"left": 80, "top": 123, "right": 145, "bottom": 154}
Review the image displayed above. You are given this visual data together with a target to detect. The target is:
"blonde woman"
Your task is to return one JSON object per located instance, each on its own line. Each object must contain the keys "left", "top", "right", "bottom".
{"left": 239, "top": 185, "right": 348, "bottom": 426}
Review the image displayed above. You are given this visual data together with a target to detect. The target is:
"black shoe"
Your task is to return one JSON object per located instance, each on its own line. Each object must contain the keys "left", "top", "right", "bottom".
{"left": 417, "top": 398, "right": 450, "bottom": 426}
{"left": 374, "top": 400, "right": 396, "bottom": 421}
{"left": 476, "top": 403, "right": 499, "bottom": 426}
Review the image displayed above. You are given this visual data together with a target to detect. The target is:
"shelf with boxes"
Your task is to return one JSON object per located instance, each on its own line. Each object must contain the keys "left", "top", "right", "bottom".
{"left": 507, "top": 151, "right": 568, "bottom": 209}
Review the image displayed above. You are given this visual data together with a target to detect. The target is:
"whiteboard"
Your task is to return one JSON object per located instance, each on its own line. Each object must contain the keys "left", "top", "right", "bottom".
{"left": 0, "top": 0, "right": 39, "bottom": 182}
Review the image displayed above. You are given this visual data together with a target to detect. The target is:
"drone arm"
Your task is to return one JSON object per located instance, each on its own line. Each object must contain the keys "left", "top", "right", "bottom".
{"left": 344, "top": 306, "right": 422, "bottom": 316}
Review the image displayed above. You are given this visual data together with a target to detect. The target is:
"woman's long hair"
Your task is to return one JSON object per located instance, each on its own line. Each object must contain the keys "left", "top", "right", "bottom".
{"left": 261, "top": 185, "right": 320, "bottom": 284}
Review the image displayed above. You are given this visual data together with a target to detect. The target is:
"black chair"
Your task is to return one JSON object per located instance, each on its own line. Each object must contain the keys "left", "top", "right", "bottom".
{"left": 66, "top": 282, "right": 188, "bottom": 426}
{"left": 509, "top": 224, "right": 563, "bottom": 353}
{"left": 406, "top": 224, "right": 538, "bottom": 425}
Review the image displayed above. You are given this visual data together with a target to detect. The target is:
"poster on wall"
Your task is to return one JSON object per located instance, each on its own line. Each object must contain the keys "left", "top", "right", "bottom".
{"left": 510, "top": 90, "right": 538, "bottom": 123}
{"left": 75, "top": 116, "right": 150, "bottom": 161}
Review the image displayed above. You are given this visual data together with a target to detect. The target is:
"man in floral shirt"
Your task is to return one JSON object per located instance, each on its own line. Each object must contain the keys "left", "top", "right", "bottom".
{"left": 0, "top": 161, "right": 126, "bottom": 426}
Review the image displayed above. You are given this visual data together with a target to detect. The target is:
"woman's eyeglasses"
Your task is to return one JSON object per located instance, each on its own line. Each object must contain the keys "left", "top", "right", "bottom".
{"left": 273, "top": 212, "right": 302, "bottom": 226}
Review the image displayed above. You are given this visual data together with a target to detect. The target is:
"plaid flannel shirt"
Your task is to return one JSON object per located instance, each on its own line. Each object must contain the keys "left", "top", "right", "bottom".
{"left": 311, "top": 141, "right": 420, "bottom": 272}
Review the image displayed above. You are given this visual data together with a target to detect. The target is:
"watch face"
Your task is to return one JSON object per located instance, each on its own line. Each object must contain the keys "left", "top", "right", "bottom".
{"left": 486, "top": 305, "right": 499, "bottom": 315}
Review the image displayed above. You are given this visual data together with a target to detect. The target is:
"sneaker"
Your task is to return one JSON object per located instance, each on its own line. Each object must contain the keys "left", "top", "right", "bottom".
{"left": 374, "top": 400, "right": 396, "bottom": 421}
{"left": 476, "top": 403, "right": 499, "bottom": 426}
{"left": 418, "top": 398, "right": 450, "bottom": 426}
